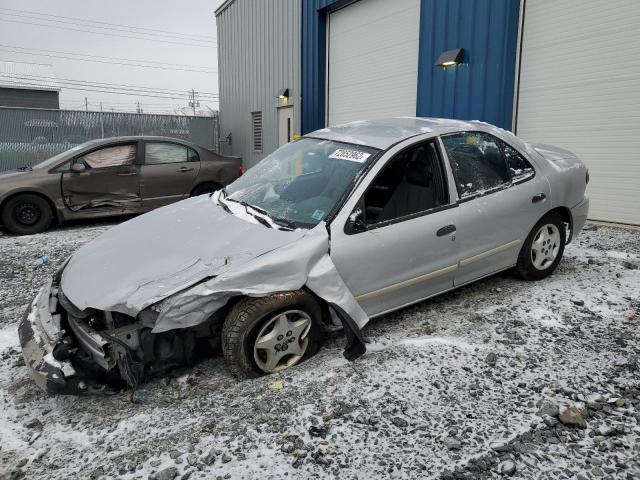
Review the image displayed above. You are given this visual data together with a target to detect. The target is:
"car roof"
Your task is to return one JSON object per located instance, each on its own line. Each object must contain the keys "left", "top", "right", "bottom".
{"left": 83, "top": 136, "right": 197, "bottom": 147}
{"left": 306, "top": 117, "right": 491, "bottom": 150}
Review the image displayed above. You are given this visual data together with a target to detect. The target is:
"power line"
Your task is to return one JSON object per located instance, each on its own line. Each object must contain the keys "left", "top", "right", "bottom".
{"left": 0, "top": 78, "right": 218, "bottom": 101}
{"left": 0, "top": 17, "right": 217, "bottom": 49}
{"left": 0, "top": 44, "right": 216, "bottom": 73}
{"left": 0, "top": 72, "right": 219, "bottom": 97}
{"left": 0, "top": 7, "right": 216, "bottom": 42}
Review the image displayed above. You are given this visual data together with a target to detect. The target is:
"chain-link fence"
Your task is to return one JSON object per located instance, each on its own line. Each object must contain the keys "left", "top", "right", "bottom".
{"left": 0, "top": 106, "right": 220, "bottom": 172}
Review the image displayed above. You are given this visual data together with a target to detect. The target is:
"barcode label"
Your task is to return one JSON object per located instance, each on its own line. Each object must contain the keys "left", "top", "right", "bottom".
{"left": 329, "top": 149, "right": 371, "bottom": 163}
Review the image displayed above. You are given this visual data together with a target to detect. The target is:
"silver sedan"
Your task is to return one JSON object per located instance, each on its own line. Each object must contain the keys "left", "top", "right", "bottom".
{"left": 19, "top": 118, "right": 589, "bottom": 393}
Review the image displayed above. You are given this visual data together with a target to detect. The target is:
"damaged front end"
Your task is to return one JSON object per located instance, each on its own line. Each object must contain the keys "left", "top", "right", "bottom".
{"left": 19, "top": 273, "right": 221, "bottom": 394}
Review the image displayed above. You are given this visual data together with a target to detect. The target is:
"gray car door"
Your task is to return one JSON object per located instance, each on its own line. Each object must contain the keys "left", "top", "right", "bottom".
{"left": 440, "top": 132, "right": 551, "bottom": 286}
{"left": 330, "top": 137, "right": 459, "bottom": 318}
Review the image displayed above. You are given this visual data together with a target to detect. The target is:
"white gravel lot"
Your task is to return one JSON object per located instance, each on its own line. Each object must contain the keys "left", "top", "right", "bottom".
{"left": 0, "top": 221, "right": 639, "bottom": 480}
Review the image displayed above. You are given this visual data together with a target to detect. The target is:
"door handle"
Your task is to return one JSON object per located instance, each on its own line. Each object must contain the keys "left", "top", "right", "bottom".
{"left": 532, "top": 193, "right": 547, "bottom": 203}
{"left": 117, "top": 172, "right": 137, "bottom": 176}
{"left": 178, "top": 166, "right": 194, "bottom": 172}
{"left": 437, "top": 224, "right": 456, "bottom": 237}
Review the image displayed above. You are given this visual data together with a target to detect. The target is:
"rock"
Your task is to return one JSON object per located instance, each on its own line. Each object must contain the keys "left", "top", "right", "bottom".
{"left": 391, "top": 417, "right": 408, "bottom": 428}
{"left": 15, "top": 459, "right": 27, "bottom": 468}
{"left": 308, "top": 425, "right": 328, "bottom": 438}
{"left": 155, "top": 466, "right": 178, "bottom": 480}
{"left": 571, "top": 298, "right": 585, "bottom": 306}
{"left": 23, "top": 418, "right": 42, "bottom": 429}
{"left": 149, "top": 459, "right": 161, "bottom": 468}
{"left": 536, "top": 402, "right": 560, "bottom": 418}
{"left": 622, "top": 260, "right": 638, "bottom": 270}
{"left": 490, "top": 442, "right": 510, "bottom": 452}
{"left": 221, "top": 453, "right": 232, "bottom": 464}
{"left": 443, "top": 437, "right": 462, "bottom": 450}
{"left": 499, "top": 460, "right": 516, "bottom": 476}
{"left": 280, "top": 443, "right": 295, "bottom": 454}
{"left": 597, "top": 425, "right": 617, "bottom": 437}
{"left": 202, "top": 448, "right": 216, "bottom": 466}
{"left": 186, "top": 454, "right": 197, "bottom": 466}
{"left": 485, "top": 352, "right": 498, "bottom": 367}
{"left": 543, "top": 415, "right": 559, "bottom": 427}
{"left": 559, "top": 406, "right": 587, "bottom": 429}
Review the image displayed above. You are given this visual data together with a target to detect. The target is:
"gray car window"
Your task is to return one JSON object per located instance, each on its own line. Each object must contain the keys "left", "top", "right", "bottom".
{"left": 362, "top": 141, "right": 448, "bottom": 225}
{"left": 501, "top": 142, "right": 535, "bottom": 182}
{"left": 145, "top": 143, "right": 188, "bottom": 165}
{"left": 441, "top": 133, "right": 510, "bottom": 198}
{"left": 77, "top": 144, "right": 136, "bottom": 169}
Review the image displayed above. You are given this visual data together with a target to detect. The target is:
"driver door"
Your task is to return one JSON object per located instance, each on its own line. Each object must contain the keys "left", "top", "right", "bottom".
{"left": 330, "top": 137, "right": 459, "bottom": 317}
{"left": 61, "top": 142, "right": 142, "bottom": 212}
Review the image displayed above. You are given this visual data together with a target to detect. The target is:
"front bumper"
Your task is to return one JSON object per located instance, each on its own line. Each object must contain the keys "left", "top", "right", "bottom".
{"left": 18, "top": 280, "right": 86, "bottom": 394}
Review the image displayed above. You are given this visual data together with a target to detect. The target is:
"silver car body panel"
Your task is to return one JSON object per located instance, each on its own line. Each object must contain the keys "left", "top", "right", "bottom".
{"left": 57, "top": 118, "right": 588, "bottom": 356}
{"left": 60, "top": 194, "right": 368, "bottom": 334}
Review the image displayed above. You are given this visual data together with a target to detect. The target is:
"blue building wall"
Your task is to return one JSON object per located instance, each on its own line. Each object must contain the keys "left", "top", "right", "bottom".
{"left": 416, "top": 0, "right": 520, "bottom": 130}
{"left": 301, "top": 0, "right": 521, "bottom": 134}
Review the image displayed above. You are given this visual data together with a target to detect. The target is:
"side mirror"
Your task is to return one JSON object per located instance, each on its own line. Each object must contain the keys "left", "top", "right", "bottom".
{"left": 346, "top": 208, "right": 367, "bottom": 234}
{"left": 71, "top": 163, "right": 86, "bottom": 173}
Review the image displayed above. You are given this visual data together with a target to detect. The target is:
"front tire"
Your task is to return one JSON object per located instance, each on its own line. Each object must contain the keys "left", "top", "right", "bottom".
{"left": 1, "top": 193, "right": 53, "bottom": 235}
{"left": 222, "top": 290, "right": 323, "bottom": 378}
{"left": 515, "top": 212, "right": 566, "bottom": 280}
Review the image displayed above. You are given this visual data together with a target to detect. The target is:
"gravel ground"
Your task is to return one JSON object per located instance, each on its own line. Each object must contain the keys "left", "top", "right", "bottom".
{"left": 0, "top": 221, "right": 639, "bottom": 480}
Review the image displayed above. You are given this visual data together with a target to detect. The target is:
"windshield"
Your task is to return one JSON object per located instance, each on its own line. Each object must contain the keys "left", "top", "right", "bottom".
{"left": 30, "top": 143, "right": 87, "bottom": 170}
{"left": 225, "top": 138, "right": 378, "bottom": 228}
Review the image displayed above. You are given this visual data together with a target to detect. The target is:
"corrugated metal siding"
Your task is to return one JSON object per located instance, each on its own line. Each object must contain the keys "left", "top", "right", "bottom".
{"left": 516, "top": 0, "right": 640, "bottom": 225}
{"left": 416, "top": 0, "right": 520, "bottom": 130}
{"left": 216, "top": 0, "right": 301, "bottom": 168}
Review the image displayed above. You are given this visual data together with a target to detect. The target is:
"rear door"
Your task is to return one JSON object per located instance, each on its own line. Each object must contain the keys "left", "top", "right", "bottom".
{"left": 139, "top": 141, "right": 200, "bottom": 209}
{"left": 61, "top": 142, "right": 141, "bottom": 211}
{"left": 330, "top": 138, "right": 459, "bottom": 317}
{"left": 440, "top": 132, "right": 551, "bottom": 286}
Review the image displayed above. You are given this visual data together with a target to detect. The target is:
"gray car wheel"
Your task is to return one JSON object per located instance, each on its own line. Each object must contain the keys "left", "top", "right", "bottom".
{"left": 1, "top": 193, "right": 53, "bottom": 235}
{"left": 515, "top": 211, "right": 566, "bottom": 280}
{"left": 222, "top": 290, "right": 322, "bottom": 378}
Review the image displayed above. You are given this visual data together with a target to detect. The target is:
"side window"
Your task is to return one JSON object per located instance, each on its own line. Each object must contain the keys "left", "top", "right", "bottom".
{"left": 501, "top": 141, "right": 535, "bottom": 182}
{"left": 145, "top": 143, "right": 189, "bottom": 165}
{"left": 441, "top": 132, "right": 510, "bottom": 198}
{"left": 187, "top": 147, "right": 199, "bottom": 162}
{"left": 362, "top": 141, "right": 448, "bottom": 225}
{"left": 76, "top": 144, "right": 136, "bottom": 169}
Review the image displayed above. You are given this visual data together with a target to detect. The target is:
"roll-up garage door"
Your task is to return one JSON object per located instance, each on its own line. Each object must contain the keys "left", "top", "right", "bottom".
{"left": 516, "top": 0, "right": 640, "bottom": 225}
{"left": 327, "top": 0, "right": 421, "bottom": 127}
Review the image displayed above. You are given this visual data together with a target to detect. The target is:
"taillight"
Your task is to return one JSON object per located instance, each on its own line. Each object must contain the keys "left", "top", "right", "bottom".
{"left": 586, "top": 169, "right": 589, "bottom": 184}
{"left": 239, "top": 165, "right": 244, "bottom": 176}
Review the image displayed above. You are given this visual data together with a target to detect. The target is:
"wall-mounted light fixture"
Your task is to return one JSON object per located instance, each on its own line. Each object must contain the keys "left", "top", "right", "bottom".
{"left": 435, "top": 48, "right": 464, "bottom": 67}
{"left": 277, "top": 87, "right": 290, "bottom": 107}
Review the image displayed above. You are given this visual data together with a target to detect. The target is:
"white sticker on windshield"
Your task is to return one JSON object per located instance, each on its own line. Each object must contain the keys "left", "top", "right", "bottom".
{"left": 329, "top": 149, "right": 371, "bottom": 163}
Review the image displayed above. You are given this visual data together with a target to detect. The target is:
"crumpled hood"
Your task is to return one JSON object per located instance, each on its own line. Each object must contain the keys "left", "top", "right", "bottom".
{"left": 61, "top": 195, "right": 307, "bottom": 315}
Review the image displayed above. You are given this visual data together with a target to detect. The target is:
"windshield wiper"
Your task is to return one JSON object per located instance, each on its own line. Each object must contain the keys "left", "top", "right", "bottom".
{"left": 271, "top": 217, "right": 298, "bottom": 230}
{"left": 225, "top": 197, "right": 275, "bottom": 229}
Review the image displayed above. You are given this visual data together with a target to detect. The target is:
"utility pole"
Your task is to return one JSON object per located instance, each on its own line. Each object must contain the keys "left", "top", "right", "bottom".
{"left": 99, "top": 102, "right": 105, "bottom": 138}
{"left": 188, "top": 89, "right": 200, "bottom": 116}
{"left": 85, "top": 97, "right": 88, "bottom": 112}
{"left": 136, "top": 101, "right": 143, "bottom": 114}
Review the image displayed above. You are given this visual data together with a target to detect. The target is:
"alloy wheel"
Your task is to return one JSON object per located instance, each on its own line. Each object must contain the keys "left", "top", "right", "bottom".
{"left": 253, "top": 309, "right": 311, "bottom": 373}
{"left": 531, "top": 223, "right": 561, "bottom": 270}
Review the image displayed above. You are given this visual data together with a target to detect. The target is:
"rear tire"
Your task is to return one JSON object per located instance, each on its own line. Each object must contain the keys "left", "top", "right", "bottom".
{"left": 1, "top": 193, "right": 53, "bottom": 235}
{"left": 191, "top": 182, "right": 221, "bottom": 196}
{"left": 515, "top": 212, "right": 565, "bottom": 281}
{"left": 222, "top": 290, "right": 323, "bottom": 378}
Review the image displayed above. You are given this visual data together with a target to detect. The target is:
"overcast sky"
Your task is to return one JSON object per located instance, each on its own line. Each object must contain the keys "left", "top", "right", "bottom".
{"left": 0, "top": 0, "right": 225, "bottom": 114}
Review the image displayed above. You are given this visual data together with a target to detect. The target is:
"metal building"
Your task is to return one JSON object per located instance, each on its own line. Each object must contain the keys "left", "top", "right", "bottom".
{"left": 215, "top": 0, "right": 301, "bottom": 168}
{"left": 216, "top": 0, "right": 640, "bottom": 225}
{"left": 0, "top": 61, "right": 60, "bottom": 109}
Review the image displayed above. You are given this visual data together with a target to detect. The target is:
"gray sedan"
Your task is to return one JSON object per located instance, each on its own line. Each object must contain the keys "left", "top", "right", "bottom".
{"left": 18, "top": 118, "right": 589, "bottom": 393}
{"left": 0, "top": 136, "right": 242, "bottom": 235}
